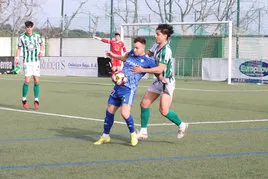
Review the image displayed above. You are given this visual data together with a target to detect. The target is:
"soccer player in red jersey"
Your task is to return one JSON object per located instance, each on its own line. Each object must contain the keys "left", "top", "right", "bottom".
{"left": 93, "top": 33, "right": 127, "bottom": 73}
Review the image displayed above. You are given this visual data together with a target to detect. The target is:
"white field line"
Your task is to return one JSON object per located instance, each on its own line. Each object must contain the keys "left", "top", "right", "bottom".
{"left": 1, "top": 78, "right": 268, "bottom": 92}
{"left": 1, "top": 106, "right": 268, "bottom": 126}
{"left": 0, "top": 107, "right": 125, "bottom": 125}
{"left": 148, "top": 119, "right": 268, "bottom": 126}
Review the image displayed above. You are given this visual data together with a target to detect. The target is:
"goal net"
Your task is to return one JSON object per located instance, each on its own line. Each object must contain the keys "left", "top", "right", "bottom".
{"left": 120, "top": 21, "right": 266, "bottom": 85}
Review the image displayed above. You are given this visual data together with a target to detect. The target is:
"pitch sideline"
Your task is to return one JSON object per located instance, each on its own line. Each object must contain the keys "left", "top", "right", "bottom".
{"left": 1, "top": 77, "right": 268, "bottom": 92}
{"left": 1, "top": 106, "right": 268, "bottom": 126}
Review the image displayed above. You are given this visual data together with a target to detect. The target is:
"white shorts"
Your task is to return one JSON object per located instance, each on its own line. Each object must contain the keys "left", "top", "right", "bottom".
{"left": 23, "top": 62, "right": 40, "bottom": 77}
{"left": 147, "top": 80, "right": 175, "bottom": 97}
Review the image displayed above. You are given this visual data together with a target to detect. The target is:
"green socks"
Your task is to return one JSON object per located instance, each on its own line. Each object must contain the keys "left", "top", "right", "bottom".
{"left": 22, "top": 83, "right": 29, "bottom": 98}
{"left": 22, "top": 83, "right": 40, "bottom": 100}
{"left": 141, "top": 108, "right": 182, "bottom": 128}
{"left": 141, "top": 108, "right": 150, "bottom": 128}
{"left": 165, "top": 110, "right": 182, "bottom": 126}
{"left": 34, "top": 83, "right": 40, "bottom": 99}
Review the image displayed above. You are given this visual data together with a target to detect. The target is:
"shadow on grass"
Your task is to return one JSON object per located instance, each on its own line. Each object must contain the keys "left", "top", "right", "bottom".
{"left": 50, "top": 127, "right": 174, "bottom": 146}
{"left": 0, "top": 103, "right": 40, "bottom": 111}
{"left": 49, "top": 127, "right": 135, "bottom": 146}
{"left": 0, "top": 103, "right": 21, "bottom": 109}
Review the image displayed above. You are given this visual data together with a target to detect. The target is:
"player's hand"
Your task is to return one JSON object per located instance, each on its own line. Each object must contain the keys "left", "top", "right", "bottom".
{"left": 93, "top": 35, "right": 101, "bottom": 41}
{"left": 14, "top": 56, "right": 20, "bottom": 66}
{"left": 132, "top": 66, "right": 144, "bottom": 73}
{"left": 156, "top": 74, "right": 168, "bottom": 84}
{"left": 38, "top": 52, "right": 43, "bottom": 57}
{"left": 106, "top": 50, "right": 112, "bottom": 57}
{"left": 161, "top": 78, "right": 168, "bottom": 84}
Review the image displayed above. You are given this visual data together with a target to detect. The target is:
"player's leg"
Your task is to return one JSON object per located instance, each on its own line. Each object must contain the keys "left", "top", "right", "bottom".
{"left": 160, "top": 84, "right": 188, "bottom": 139}
{"left": 94, "top": 87, "right": 120, "bottom": 145}
{"left": 94, "top": 104, "right": 119, "bottom": 145}
{"left": 33, "top": 63, "right": 41, "bottom": 109}
{"left": 137, "top": 81, "right": 161, "bottom": 140}
{"left": 104, "top": 104, "right": 118, "bottom": 135}
{"left": 121, "top": 104, "right": 134, "bottom": 133}
{"left": 22, "top": 64, "right": 31, "bottom": 109}
{"left": 111, "top": 58, "right": 121, "bottom": 74}
{"left": 111, "top": 59, "right": 116, "bottom": 74}
{"left": 22, "top": 76, "right": 30, "bottom": 109}
{"left": 120, "top": 87, "right": 138, "bottom": 146}
{"left": 33, "top": 76, "right": 40, "bottom": 109}
{"left": 115, "top": 66, "right": 121, "bottom": 72}
{"left": 121, "top": 104, "right": 138, "bottom": 146}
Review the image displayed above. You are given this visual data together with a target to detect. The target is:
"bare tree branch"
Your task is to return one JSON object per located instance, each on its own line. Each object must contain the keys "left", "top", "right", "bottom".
{"left": 174, "top": 0, "right": 195, "bottom": 22}
{"left": 145, "top": 0, "right": 165, "bottom": 22}
{"left": 64, "top": 0, "right": 89, "bottom": 31}
{"left": 0, "top": 0, "right": 41, "bottom": 35}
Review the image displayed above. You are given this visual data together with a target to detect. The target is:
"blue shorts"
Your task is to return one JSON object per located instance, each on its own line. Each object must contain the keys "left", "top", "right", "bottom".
{"left": 108, "top": 85, "right": 136, "bottom": 106}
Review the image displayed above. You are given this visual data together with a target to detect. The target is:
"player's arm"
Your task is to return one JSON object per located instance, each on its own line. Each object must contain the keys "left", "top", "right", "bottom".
{"left": 15, "top": 37, "right": 22, "bottom": 66}
{"left": 93, "top": 35, "right": 110, "bottom": 44}
{"left": 39, "top": 43, "right": 44, "bottom": 57}
{"left": 106, "top": 51, "right": 128, "bottom": 62}
{"left": 122, "top": 42, "right": 127, "bottom": 53}
{"left": 39, "top": 37, "right": 45, "bottom": 57}
{"left": 132, "top": 63, "right": 166, "bottom": 74}
{"left": 15, "top": 47, "right": 21, "bottom": 66}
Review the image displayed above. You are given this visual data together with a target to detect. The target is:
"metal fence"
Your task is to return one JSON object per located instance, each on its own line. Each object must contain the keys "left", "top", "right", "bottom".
{"left": 176, "top": 58, "right": 202, "bottom": 80}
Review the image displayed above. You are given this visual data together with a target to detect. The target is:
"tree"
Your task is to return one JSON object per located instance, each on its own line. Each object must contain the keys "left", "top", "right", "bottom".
{"left": 0, "top": 0, "right": 40, "bottom": 36}
{"left": 113, "top": 0, "right": 139, "bottom": 34}
{"left": 63, "top": 0, "right": 102, "bottom": 37}
{"left": 237, "top": 3, "right": 265, "bottom": 34}
{"left": 63, "top": 0, "right": 89, "bottom": 31}
{"left": 144, "top": 0, "right": 266, "bottom": 34}
{"left": 144, "top": 0, "right": 172, "bottom": 23}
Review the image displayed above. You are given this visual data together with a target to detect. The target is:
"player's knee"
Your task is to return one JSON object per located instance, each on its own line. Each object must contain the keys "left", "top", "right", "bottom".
{"left": 159, "top": 107, "right": 168, "bottom": 116}
{"left": 107, "top": 105, "right": 117, "bottom": 114}
{"left": 111, "top": 66, "right": 117, "bottom": 72}
{"left": 33, "top": 78, "right": 39, "bottom": 84}
{"left": 24, "top": 80, "right": 30, "bottom": 84}
{"left": 121, "top": 111, "right": 130, "bottom": 120}
{"left": 140, "top": 100, "right": 150, "bottom": 108}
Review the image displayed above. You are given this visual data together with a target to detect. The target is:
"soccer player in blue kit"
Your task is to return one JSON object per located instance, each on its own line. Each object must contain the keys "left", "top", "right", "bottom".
{"left": 94, "top": 37, "right": 156, "bottom": 146}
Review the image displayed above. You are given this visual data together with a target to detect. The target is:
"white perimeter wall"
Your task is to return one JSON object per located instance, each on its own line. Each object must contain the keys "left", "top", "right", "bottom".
{"left": 224, "top": 37, "right": 268, "bottom": 59}
{"left": 0, "top": 37, "right": 11, "bottom": 56}
{"left": 47, "top": 38, "right": 132, "bottom": 57}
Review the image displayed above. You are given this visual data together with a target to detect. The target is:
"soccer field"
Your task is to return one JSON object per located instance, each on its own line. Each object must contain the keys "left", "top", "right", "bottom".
{"left": 0, "top": 75, "right": 268, "bottom": 179}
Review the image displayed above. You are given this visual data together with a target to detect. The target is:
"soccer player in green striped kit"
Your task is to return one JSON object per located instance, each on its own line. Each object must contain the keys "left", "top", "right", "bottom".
{"left": 132, "top": 24, "right": 188, "bottom": 140}
{"left": 15, "top": 21, "right": 44, "bottom": 110}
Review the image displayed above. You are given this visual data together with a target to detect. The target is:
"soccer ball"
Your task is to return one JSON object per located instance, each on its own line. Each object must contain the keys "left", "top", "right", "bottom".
{"left": 112, "top": 71, "right": 127, "bottom": 86}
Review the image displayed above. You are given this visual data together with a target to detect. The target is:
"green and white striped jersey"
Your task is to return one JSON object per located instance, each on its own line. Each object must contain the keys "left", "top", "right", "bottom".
{"left": 17, "top": 32, "right": 43, "bottom": 63}
{"left": 150, "top": 43, "right": 175, "bottom": 83}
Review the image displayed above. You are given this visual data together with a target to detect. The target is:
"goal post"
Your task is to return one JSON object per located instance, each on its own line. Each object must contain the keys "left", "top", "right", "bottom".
{"left": 121, "top": 21, "right": 233, "bottom": 84}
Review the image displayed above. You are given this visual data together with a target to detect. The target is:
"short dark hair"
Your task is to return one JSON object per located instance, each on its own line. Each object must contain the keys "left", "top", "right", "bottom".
{"left": 134, "top": 36, "right": 146, "bottom": 45}
{"left": 156, "top": 24, "right": 174, "bottom": 38}
{"left": 114, "top": 33, "right": 120, "bottom": 36}
{"left": 25, "top": 21, "right": 34, "bottom": 27}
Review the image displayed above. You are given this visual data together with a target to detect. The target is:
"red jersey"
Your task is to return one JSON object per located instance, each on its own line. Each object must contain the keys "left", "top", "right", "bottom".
{"left": 101, "top": 38, "right": 127, "bottom": 67}
{"left": 101, "top": 38, "right": 126, "bottom": 55}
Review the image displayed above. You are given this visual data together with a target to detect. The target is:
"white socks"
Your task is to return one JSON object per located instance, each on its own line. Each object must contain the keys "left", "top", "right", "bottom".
{"left": 140, "top": 128, "right": 148, "bottom": 134}
{"left": 102, "top": 133, "right": 109, "bottom": 137}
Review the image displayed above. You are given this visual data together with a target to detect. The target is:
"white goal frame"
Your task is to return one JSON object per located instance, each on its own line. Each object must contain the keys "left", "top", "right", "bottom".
{"left": 121, "top": 21, "right": 233, "bottom": 84}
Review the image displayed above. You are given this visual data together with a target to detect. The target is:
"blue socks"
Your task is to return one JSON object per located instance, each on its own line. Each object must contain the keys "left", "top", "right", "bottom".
{"left": 103, "top": 111, "right": 114, "bottom": 135}
{"left": 103, "top": 111, "right": 135, "bottom": 135}
{"left": 125, "top": 115, "right": 135, "bottom": 133}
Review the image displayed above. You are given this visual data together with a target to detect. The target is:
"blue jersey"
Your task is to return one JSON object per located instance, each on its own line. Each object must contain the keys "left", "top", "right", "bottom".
{"left": 122, "top": 50, "right": 156, "bottom": 91}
